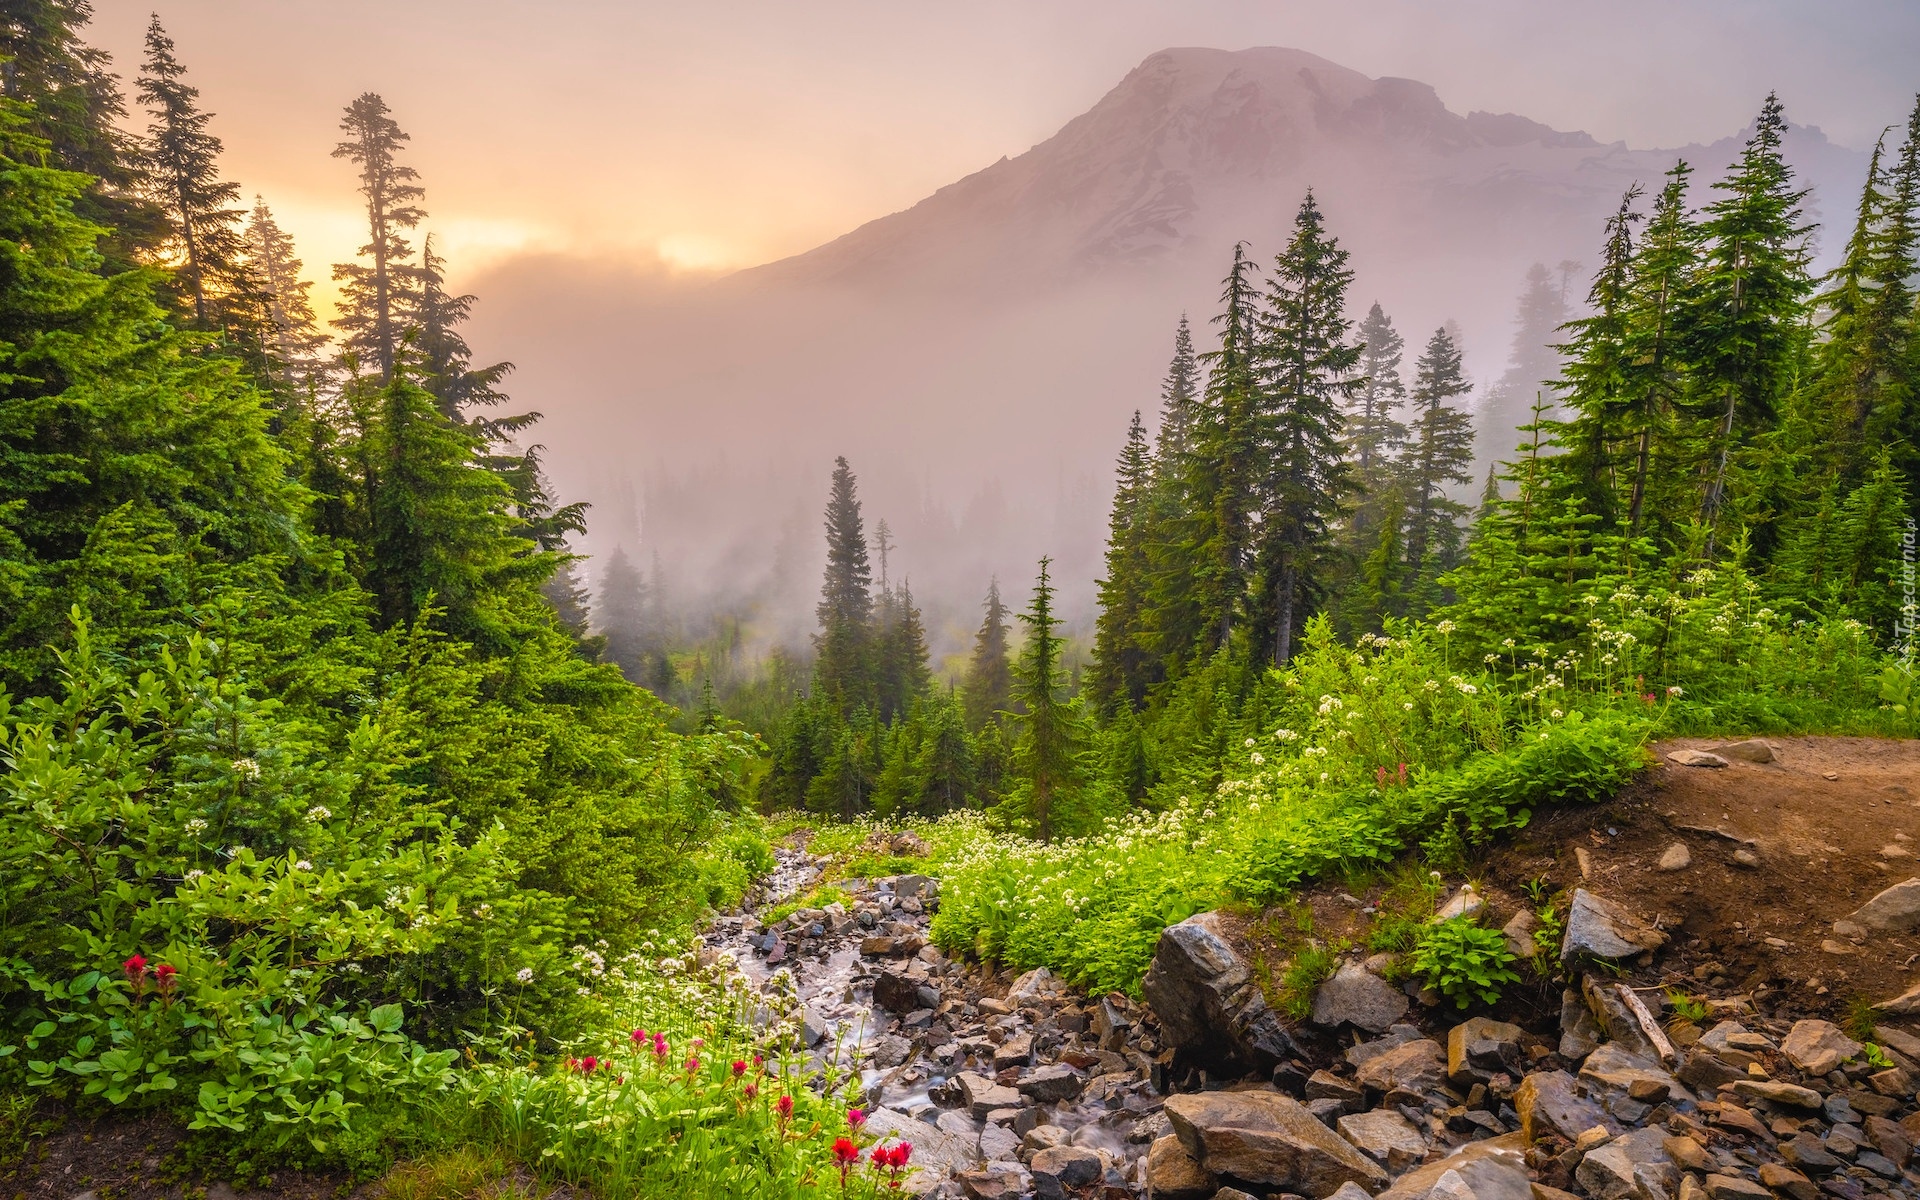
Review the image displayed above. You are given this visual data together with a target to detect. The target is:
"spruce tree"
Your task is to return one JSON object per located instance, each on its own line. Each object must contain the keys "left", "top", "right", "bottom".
{"left": 596, "top": 546, "right": 650, "bottom": 682}
{"left": 332, "top": 93, "right": 424, "bottom": 381}
{"left": 914, "top": 691, "right": 976, "bottom": 813}
{"left": 1350, "top": 302, "right": 1409, "bottom": 484}
{"left": 1619, "top": 165, "right": 1700, "bottom": 537}
{"left": 1481, "top": 264, "right": 1573, "bottom": 459}
{"left": 1687, "top": 94, "right": 1814, "bottom": 546}
{"left": 1402, "top": 327, "right": 1477, "bottom": 609}
{"left": 240, "top": 197, "right": 331, "bottom": 395}
{"left": 1006, "top": 558, "right": 1085, "bottom": 842}
{"left": 409, "top": 234, "right": 522, "bottom": 431}
{"left": 1091, "top": 410, "right": 1155, "bottom": 715}
{"left": 961, "top": 578, "right": 1012, "bottom": 730}
{"left": 1253, "top": 191, "right": 1360, "bottom": 665}
{"left": 136, "top": 17, "right": 247, "bottom": 331}
{"left": 814, "top": 456, "right": 873, "bottom": 707}
{"left": 1154, "top": 316, "right": 1199, "bottom": 464}
{"left": 875, "top": 577, "right": 931, "bottom": 722}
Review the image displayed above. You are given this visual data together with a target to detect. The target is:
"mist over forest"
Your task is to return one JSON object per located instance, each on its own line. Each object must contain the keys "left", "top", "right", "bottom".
{"left": 465, "top": 47, "right": 1870, "bottom": 687}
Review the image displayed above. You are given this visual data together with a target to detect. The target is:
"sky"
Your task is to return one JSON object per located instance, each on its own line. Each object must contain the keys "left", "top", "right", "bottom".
{"left": 88, "top": 0, "right": 1919, "bottom": 311}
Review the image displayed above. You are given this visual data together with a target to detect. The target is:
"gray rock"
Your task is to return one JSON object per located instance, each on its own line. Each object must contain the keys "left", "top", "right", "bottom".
{"left": 955, "top": 1167, "right": 1029, "bottom": 1200}
{"left": 1575, "top": 1126, "right": 1675, "bottom": 1200}
{"left": 1307, "top": 1068, "right": 1367, "bottom": 1109}
{"left": 1435, "top": 885, "right": 1487, "bottom": 922}
{"left": 1029, "top": 1145, "right": 1102, "bottom": 1200}
{"left": 1015, "top": 1064, "right": 1081, "bottom": 1103}
{"left": 1844, "top": 878, "right": 1920, "bottom": 934}
{"left": 1313, "top": 960, "right": 1412, "bottom": 1033}
{"left": 1143, "top": 911, "right": 1300, "bottom": 1072}
{"left": 1357, "top": 1038, "right": 1447, "bottom": 1099}
{"left": 1092, "top": 995, "right": 1133, "bottom": 1051}
{"left": 992, "top": 1032, "right": 1033, "bottom": 1072}
{"left": 1676, "top": 1049, "right": 1745, "bottom": 1090}
{"left": 1702, "top": 1175, "right": 1772, "bottom": 1200}
{"left": 1561, "top": 889, "right": 1669, "bottom": 963}
{"left": 866, "top": 1107, "right": 980, "bottom": 1189}
{"left": 1657, "top": 843, "right": 1693, "bottom": 872}
{"left": 1165, "top": 1090, "right": 1390, "bottom": 1197}
{"left": 1338, "top": 1108, "right": 1429, "bottom": 1172}
{"left": 1514, "top": 1069, "right": 1619, "bottom": 1144}
{"left": 1559, "top": 988, "right": 1605, "bottom": 1059}
{"left": 1713, "top": 739, "right": 1775, "bottom": 763}
{"left": 1377, "top": 1132, "right": 1531, "bottom": 1200}
{"left": 1501, "top": 909, "right": 1539, "bottom": 959}
{"left": 1006, "top": 966, "right": 1055, "bottom": 1003}
{"left": 1729, "top": 1079, "right": 1823, "bottom": 1109}
{"left": 1347, "top": 1024, "right": 1426, "bottom": 1068}
{"left": 977, "top": 1122, "right": 1020, "bottom": 1163}
{"left": 1582, "top": 977, "right": 1666, "bottom": 1064}
{"left": 956, "top": 1071, "right": 1024, "bottom": 1120}
{"left": 1328, "top": 1184, "right": 1378, "bottom": 1200}
{"left": 874, "top": 968, "right": 923, "bottom": 1012}
{"left": 1666, "top": 749, "right": 1729, "bottom": 768}
{"left": 1447, "top": 1017, "right": 1522, "bottom": 1085}
{"left": 1780, "top": 1019, "right": 1862, "bottom": 1075}
{"left": 1021, "top": 1124, "right": 1071, "bottom": 1155}
{"left": 938, "top": 1110, "right": 981, "bottom": 1136}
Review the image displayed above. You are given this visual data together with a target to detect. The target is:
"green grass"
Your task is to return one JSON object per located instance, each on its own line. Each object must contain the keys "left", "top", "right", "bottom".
{"left": 763, "top": 884, "right": 851, "bottom": 925}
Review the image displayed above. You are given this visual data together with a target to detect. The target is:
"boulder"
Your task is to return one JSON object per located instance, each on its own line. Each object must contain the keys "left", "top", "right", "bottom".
{"left": 1676, "top": 1049, "right": 1746, "bottom": 1091}
{"left": 956, "top": 1168, "right": 1029, "bottom": 1200}
{"left": 992, "top": 1032, "right": 1033, "bottom": 1072}
{"left": 1435, "top": 885, "right": 1488, "bottom": 922}
{"left": 956, "top": 1071, "right": 1024, "bottom": 1120}
{"left": 1313, "top": 960, "right": 1412, "bottom": 1033}
{"left": 1007, "top": 966, "right": 1056, "bottom": 1003}
{"left": 1328, "top": 1184, "right": 1378, "bottom": 1200}
{"left": 1338, "top": 1108, "right": 1429, "bottom": 1172}
{"left": 865, "top": 1107, "right": 979, "bottom": 1191}
{"left": 1029, "top": 1145, "right": 1102, "bottom": 1200}
{"left": 1348, "top": 1024, "right": 1427, "bottom": 1068}
{"left": 1560, "top": 988, "right": 1605, "bottom": 1060}
{"left": 1667, "top": 749, "right": 1729, "bottom": 768}
{"left": 1863, "top": 1115, "right": 1912, "bottom": 1166}
{"left": 1145, "top": 1134, "right": 1216, "bottom": 1200}
{"left": 1562, "top": 890, "right": 1669, "bottom": 963}
{"left": 1092, "top": 995, "right": 1133, "bottom": 1051}
{"left": 1729, "top": 1079, "right": 1824, "bottom": 1109}
{"left": 1164, "top": 1090, "right": 1390, "bottom": 1197}
{"left": 1143, "top": 911, "right": 1300, "bottom": 1072}
{"left": 1448, "top": 1017, "right": 1523, "bottom": 1085}
{"left": 1513, "top": 1070, "right": 1619, "bottom": 1144}
{"left": 1757, "top": 1164, "right": 1817, "bottom": 1200}
{"left": 1356, "top": 1038, "right": 1449, "bottom": 1099}
{"left": 1875, "top": 981, "right": 1920, "bottom": 1016}
{"left": 1702, "top": 1175, "right": 1772, "bottom": 1200}
{"left": 873, "top": 968, "right": 923, "bottom": 1012}
{"left": 1579, "top": 1044, "right": 1687, "bottom": 1119}
{"left": 977, "top": 1122, "right": 1020, "bottom": 1162}
{"left": 1501, "top": 910, "right": 1540, "bottom": 959}
{"left": 1307, "top": 1069, "right": 1367, "bottom": 1110}
{"left": 1015, "top": 1064, "right": 1082, "bottom": 1104}
{"left": 1844, "top": 878, "right": 1920, "bottom": 934}
{"left": 1575, "top": 1127, "right": 1676, "bottom": 1200}
{"left": 1580, "top": 979, "right": 1664, "bottom": 1063}
{"left": 1780, "top": 1019, "right": 1862, "bottom": 1076}
{"left": 1377, "top": 1132, "right": 1530, "bottom": 1200}
{"left": 1713, "top": 739, "right": 1775, "bottom": 763}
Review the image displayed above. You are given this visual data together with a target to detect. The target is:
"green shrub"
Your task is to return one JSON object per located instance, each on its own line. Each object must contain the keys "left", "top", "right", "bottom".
{"left": 1410, "top": 919, "right": 1521, "bottom": 1009}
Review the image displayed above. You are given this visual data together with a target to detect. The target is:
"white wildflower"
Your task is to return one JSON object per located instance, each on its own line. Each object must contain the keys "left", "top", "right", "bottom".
{"left": 1250, "top": 753, "right": 1265, "bottom": 766}
{"left": 293, "top": 859, "right": 312, "bottom": 871}
{"left": 1550, "top": 709, "right": 1563, "bottom": 719}
{"left": 516, "top": 967, "right": 535, "bottom": 984}
{"left": 306, "top": 805, "right": 331, "bottom": 821}
{"left": 232, "top": 758, "right": 261, "bottom": 780}
{"left": 1435, "top": 619, "right": 1456, "bottom": 634}
{"left": 1667, "top": 685, "right": 1684, "bottom": 697}
{"left": 184, "top": 817, "right": 208, "bottom": 834}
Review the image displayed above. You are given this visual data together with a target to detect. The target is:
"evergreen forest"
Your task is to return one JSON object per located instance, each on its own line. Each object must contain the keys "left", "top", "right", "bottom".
{"left": 1, "top": 6, "right": 1917, "bottom": 1196}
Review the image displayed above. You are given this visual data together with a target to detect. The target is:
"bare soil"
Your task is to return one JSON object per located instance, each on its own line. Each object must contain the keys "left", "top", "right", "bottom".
{"left": 0, "top": 1111, "right": 364, "bottom": 1200}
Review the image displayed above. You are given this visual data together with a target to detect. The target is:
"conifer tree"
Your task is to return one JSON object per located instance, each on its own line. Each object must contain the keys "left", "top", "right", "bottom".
{"left": 409, "top": 234, "right": 522, "bottom": 430}
{"left": 1171, "top": 244, "right": 1262, "bottom": 660}
{"left": 136, "top": 17, "right": 247, "bottom": 330}
{"left": 1091, "top": 410, "right": 1156, "bottom": 715}
{"left": 814, "top": 456, "right": 873, "bottom": 707}
{"left": 333, "top": 93, "right": 424, "bottom": 381}
{"left": 1154, "top": 316, "right": 1199, "bottom": 464}
{"left": 1687, "top": 94, "right": 1814, "bottom": 545}
{"left": 962, "top": 578, "right": 1012, "bottom": 730}
{"left": 1402, "top": 327, "right": 1477, "bottom": 609}
{"left": 875, "top": 577, "right": 931, "bottom": 722}
{"left": 1350, "top": 302, "right": 1409, "bottom": 483}
{"left": 1253, "top": 191, "right": 1360, "bottom": 665}
{"left": 596, "top": 546, "right": 651, "bottom": 682}
{"left": 1619, "top": 165, "right": 1700, "bottom": 536}
{"left": 914, "top": 692, "right": 977, "bottom": 812}
{"left": 240, "top": 197, "right": 330, "bottom": 395}
{"left": 1006, "top": 558, "right": 1085, "bottom": 842}
{"left": 1481, "top": 264, "right": 1573, "bottom": 459}
{"left": 1, "top": 1, "right": 165, "bottom": 269}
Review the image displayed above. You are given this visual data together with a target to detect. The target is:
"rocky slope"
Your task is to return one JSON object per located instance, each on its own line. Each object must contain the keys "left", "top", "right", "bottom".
{"left": 706, "top": 739, "right": 1920, "bottom": 1200}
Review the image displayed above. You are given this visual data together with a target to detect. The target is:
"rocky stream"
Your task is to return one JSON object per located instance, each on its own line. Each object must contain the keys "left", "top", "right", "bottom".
{"left": 699, "top": 843, "right": 1920, "bottom": 1200}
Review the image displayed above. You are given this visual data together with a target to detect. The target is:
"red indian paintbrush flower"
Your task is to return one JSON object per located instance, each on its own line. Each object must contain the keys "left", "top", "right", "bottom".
{"left": 731, "top": 1059, "right": 748, "bottom": 1078}
{"left": 832, "top": 1137, "right": 860, "bottom": 1187}
{"left": 776, "top": 1094, "right": 794, "bottom": 1119}
{"left": 848, "top": 1106, "right": 867, "bottom": 1130}
{"left": 153, "top": 962, "right": 177, "bottom": 999}
{"left": 742, "top": 1083, "right": 759, "bottom": 1101}
{"left": 123, "top": 954, "right": 148, "bottom": 982}
{"left": 630, "top": 1027, "right": 647, "bottom": 1046}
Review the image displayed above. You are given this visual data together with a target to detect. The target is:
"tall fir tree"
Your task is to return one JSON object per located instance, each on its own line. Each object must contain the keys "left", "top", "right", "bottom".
{"left": 1480, "top": 263, "right": 1573, "bottom": 462}
{"left": 1006, "top": 558, "right": 1085, "bottom": 842}
{"left": 332, "top": 92, "right": 424, "bottom": 381}
{"left": 408, "top": 234, "right": 523, "bottom": 432}
{"left": 874, "top": 577, "right": 931, "bottom": 723}
{"left": 1253, "top": 190, "right": 1360, "bottom": 665}
{"left": 814, "top": 456, "right": 873, "bottom": 707}
{"left": 240, "top": 197, "right": 331, "bottom": 396}
{"left": 1349, "top": 302, "right": 1409, "bottom": 485}
{"left": 961, "top": 578, "right": 1012, "bottom": 730}
{"left": 596, "top": 546, "right": 651, "bottom": 681}
{"left": 135, "top": 17, "right": 247, "bottom": 331}
{"left": 1686, "top": 94, "right": 1814, "bottom": 547}
{"left": 1090, "top": 410, "right": 1156, "bottom": 715}
{"left": 1401, "top": 326, "right": 1477, "bottom": 610}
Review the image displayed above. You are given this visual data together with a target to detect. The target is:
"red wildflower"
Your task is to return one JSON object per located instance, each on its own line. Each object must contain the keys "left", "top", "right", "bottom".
{"left": 123, "top": 954, "right": 148, "bottom": 983}
{"left": 684, "top": 1055, "right": 700, "bottom": 1075}
{"left": 652, "top": 1032, "right": 668, "bottom": 1060}
{"left": 153, "top": 963, "right": 177, "bottom": 998}
{"left": 848, "top": 1106, "right": 867, "bottom": 1130}
{"left": 743, "top": 1083, "right": 759, "bottom": 1101}
{"left": 776, "top": 1094, "right": 794, "bottom": 1121}
{"left": 732, "top": 1059, "right": 748, "bottom": 1078}
{"left": 581, "top": 1055, "right": 599, "bottom": 1073}
{"left": 832, "top": 1136, "right": 860, "bottom": 1185}
{"left": 631, "top": 1027, "right": 647, "bottom": 1045}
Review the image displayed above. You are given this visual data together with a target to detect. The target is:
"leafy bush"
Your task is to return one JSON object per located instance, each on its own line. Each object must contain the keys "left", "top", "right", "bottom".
{"left": 1410, "top": 919, "right": 1521, "bottom": 1009}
